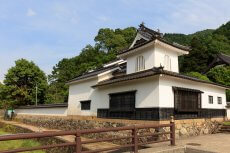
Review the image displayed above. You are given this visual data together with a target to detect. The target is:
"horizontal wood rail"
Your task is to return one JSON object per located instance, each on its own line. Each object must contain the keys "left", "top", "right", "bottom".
{"left": 0, "top": 121, "right": 175, "bottom": 153}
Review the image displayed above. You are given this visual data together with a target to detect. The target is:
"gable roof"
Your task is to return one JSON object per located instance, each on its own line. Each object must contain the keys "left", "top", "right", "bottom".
{"left": 118, "top": 37, "right": 190, "bottom": 56}
{"left": 217, "top": 53, "right": 230, "bottom": 64}
{"left": 118, "top": 24, "right": 191, "bottom": 56}
{"left": 92, "top": 68, "right": 229, "bottom": 89}
{"left": 66, "top": 61, "right": 126, "bottom": 85}
{"left": 203, "top": 53, "right": 230, "bottom": 74}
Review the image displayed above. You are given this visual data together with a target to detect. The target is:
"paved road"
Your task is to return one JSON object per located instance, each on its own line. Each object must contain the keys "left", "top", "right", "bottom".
{"left": 139, "top": 133, "right": 230, "bottom": 153}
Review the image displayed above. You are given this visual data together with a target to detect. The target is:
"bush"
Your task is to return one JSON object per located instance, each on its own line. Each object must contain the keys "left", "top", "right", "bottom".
{"left": 186, "top": 72, "right": 210, "bottom": 81}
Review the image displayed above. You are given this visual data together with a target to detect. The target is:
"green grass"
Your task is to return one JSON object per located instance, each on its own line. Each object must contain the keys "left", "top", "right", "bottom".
{"left": 0, "top": 129, "right": 45, "bottom": 153}
{"left": 223, "top": 121, "right": 230, "bottom": 126}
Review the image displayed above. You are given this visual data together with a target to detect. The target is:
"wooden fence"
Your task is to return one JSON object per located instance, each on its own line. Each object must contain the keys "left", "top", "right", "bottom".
{"left": 0, "top": 121, "right": 175, "bottom": 153}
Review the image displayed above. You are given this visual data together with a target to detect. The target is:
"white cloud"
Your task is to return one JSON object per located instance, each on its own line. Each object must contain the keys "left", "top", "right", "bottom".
{"left": 27, "top": 8, "right": 37, "bottom": 17}
{"left": 97, "top": 16, "right": 109, "bottom": 22}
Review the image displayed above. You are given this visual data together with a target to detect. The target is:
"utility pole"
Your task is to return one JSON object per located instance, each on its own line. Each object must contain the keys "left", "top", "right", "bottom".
{"left": 35, "top": 83, "right": 38, "bottom": 106}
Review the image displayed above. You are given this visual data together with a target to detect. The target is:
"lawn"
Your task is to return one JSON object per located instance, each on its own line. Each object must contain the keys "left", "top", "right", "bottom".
{"left": 0, "top": 129, "right": 45, "bottom": 153}
{"left": 223, "top": 121, "right": 230, "bottom": 126}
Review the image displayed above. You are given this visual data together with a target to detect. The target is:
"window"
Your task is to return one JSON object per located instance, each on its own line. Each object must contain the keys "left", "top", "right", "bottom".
{"left": 173, "top": 87, "right": 202, "bottom": 112}
{"left": 209, "top": 96, "right": 213, "bottom": 104}
{"left": 80, "top": 100, "right": 91, "bottom": 110}
{"left": 136, "top": 56, "right": 145, "bottom": 72}
{"left": 218, "top": 97, "right": 222, "bottom": 104}
{"left": 164, "top": 55, "right": 171, "bottom": 71}
{"left": 109, "top": 91, "right": 136, "bottom": 119}
{"left": 109, "top": 91, "right": 136, "bottom": 111}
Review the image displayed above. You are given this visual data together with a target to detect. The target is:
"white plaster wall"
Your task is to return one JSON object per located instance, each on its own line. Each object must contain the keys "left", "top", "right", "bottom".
{"left": 126, "top": 46, "right": 155, "bottom": 74}
{"left": 96, "top": 76, "right": 159, "bottom": 109}
{"left": 68, "top": 78, "right": 98, "bottom": 116}
{"left": 126, "top": 43, "right": 180, "bottom": 74}
{"left": 159, "top": 75, "right": 227, "bottom": 109}
{"left": 154, "top": 44, "right": 179, "bottom": 73}
{"left": 68, "top": 76, "right": 160, "bottom": 116}
{"left": 227, "top": 108, "right": 230, "bottom": 119}
{"left": 15, "top": 107, "right": 67, "bottom": 116}
{"left": 98, "top": 71, "right": 114, "bottom": 82}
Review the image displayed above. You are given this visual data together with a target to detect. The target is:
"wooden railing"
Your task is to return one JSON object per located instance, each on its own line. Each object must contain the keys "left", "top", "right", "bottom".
{"left": 0, "top": 121, "right": 175, "bottom": 153}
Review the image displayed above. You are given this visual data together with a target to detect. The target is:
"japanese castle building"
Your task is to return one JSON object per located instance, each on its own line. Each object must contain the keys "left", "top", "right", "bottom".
{"left": 66, "top": 24, "right": 228, "bottom": 120}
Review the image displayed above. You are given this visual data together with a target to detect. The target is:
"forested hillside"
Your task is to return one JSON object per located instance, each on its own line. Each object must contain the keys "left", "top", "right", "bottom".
{"left": 164, "top": 22, "right": 230, "bottom": 72}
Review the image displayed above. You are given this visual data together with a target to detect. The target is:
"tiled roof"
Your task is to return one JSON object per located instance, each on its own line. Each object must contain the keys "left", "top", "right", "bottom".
{"left": 66, "top": 64, "right": 119, "bottom": 84}
{"left": 17, "top": 103, "right": 68, "bottom": 109}
{"left": 118, "top": 37, "right": 191, "bottom": 56}
{"left": 92, "top": 68, "right": 229, "bottom": 89}
{"left": 118, "top": 24, "right": 191, "bottom": 56}
{"left": 218, "top": 53, "right": 230, "bottom": 64}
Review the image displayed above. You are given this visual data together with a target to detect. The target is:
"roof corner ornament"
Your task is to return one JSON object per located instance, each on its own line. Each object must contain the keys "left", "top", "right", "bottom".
{"left": 139, "top": 22, "right": 146, "bottom": 31}
{"left": 159, "top": 64, "right": 164, "bottom": 71}
{"left": 156, "top": 64, "right": 164, "bottom": 71}
{"left": 139, "top": 22, "right": 145, "bottom": 28}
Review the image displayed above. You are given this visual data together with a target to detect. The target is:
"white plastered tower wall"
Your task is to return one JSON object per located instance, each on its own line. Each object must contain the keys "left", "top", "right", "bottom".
{"left": 158, "top": 75, "right": 227, "bottom": 109}
{"left": 123, "top": 40, "right": 187, "bottom": 74}
{"left": 154, "top": 43, "right": 180, "bottom": 73}
{"left": 126, "top": 46, "right": 155, "bottom": 74}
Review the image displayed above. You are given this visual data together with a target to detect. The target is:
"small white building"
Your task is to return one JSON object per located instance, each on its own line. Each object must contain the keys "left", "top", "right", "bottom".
{"left": 67, "top": 24, "right": 229, "bottom": 120}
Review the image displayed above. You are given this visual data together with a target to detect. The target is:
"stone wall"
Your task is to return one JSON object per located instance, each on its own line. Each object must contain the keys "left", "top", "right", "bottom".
{"left": 172, "top": 118, "right": 223, "bottom": 139}
{"left": 14, "top": 115, "right": 224, "bottom": 142}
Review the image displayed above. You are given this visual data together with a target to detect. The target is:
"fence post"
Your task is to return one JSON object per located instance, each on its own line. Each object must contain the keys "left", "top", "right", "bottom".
{"left": 170, "top": 116, "right": 175, "bottom": 146}
{"left": 132, "top": 125, "right": 138, "bottom": 153}
{"left": 75, "top": 131, "right": 82, "bottom": 153}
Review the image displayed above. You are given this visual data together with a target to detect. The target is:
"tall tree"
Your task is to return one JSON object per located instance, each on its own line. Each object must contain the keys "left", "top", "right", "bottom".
{"left": 95, "top": 27, "right": 136, "bottom": 53}
{"left": 207, "top": 66, "right": 230, "bottom": 101}
{"left": 2, "top": 59, "right": 48, "bottom": 106}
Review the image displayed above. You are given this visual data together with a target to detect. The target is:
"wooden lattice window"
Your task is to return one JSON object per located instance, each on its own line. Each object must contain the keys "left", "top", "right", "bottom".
{"left": 209, "top": 96, "right": 213, "bottom": 104}
{"left": 109, "top": 91, "right": 136, "bottom": 111}
{"left": 218, "top": 97, "right": 222, "bottom": 104}
{"left": 136, "top": 56, "right": 145, "bottom": 72}
{"left": 173, "top": 87, "right": 202, "bottom": 112}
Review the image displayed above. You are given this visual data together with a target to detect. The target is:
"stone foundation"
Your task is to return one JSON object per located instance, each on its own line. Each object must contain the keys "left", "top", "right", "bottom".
{"left": 14, "top": 115, "right": 224, "bottom": 141}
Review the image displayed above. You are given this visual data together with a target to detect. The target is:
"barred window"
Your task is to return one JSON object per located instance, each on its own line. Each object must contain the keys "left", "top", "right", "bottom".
{"left": 173, "top": 87, "right": 202, "bottom": 112}
{"left": 209, "top": 96, "right": 213, "bottom": 104}
{"left": 164, "top": 55, "right": 171, "bottom": 71}
{"left": 109, "top": 91, "right": 136, "bottom": 111}
{"left": 218, "top": 97, "right": 222, "bottom": 104}
{"left": 80, "top": 100, "right": 91, "bottom": 110}
{"left": 136, "top": 56, "right": 145, "bottom": 72}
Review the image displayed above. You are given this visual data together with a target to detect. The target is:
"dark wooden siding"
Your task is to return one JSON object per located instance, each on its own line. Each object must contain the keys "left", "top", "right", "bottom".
{"left": 98, "top": 108, "right": 226, "bottom": 120}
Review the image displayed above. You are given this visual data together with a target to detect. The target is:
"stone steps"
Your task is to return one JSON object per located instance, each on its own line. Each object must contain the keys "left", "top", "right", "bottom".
{"left": 218, "top": 125, "right": 230, "bottom": 133}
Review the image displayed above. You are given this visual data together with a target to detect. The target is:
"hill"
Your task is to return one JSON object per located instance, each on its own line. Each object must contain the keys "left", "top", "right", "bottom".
{"left": 164, "top": 22, "right": 230, "bottom": 72}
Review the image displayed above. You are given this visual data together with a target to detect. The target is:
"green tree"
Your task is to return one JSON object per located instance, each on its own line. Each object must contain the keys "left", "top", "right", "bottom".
{"left": 186, "top": 72, "right": 210, "bottom": 81}
{"left": 207, "top": 66, "right": 230, "bottom": 101}
{"left": 95, "top": 27, "right": 136, "bottom": 53}
{"left": 2, "top": 59, "right": 48, "bottom": 106}
{"left": 164, "top": 22, "right": 230, "bottom": 73}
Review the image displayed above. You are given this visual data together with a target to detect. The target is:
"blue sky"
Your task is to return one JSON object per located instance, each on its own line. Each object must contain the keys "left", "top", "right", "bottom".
{"left": 0, "top": 0, "right": 230, "bottom": 81}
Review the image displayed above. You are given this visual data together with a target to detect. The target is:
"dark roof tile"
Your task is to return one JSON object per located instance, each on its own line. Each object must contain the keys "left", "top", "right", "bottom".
{"left": 92, "top": 68, "right": 229, "bottom": 89}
